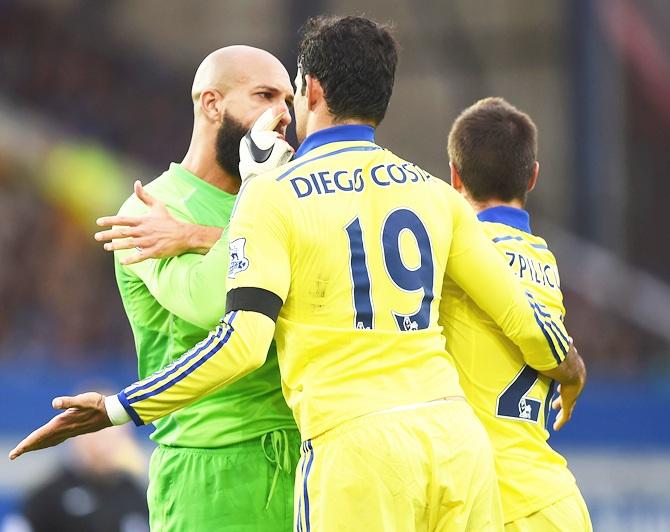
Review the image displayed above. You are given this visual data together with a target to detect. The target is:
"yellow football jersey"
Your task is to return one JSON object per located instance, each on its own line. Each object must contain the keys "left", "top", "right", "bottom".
{"left": 115, "top": 126, "right": 569, "bottom": 445}
{"left": 440, "top": 206, "right": 577, "bottom": 523}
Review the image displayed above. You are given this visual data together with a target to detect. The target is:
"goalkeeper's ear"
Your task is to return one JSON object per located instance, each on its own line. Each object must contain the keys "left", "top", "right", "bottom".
{"left": 239, "top": 108, "right": 294, "bottom": 181}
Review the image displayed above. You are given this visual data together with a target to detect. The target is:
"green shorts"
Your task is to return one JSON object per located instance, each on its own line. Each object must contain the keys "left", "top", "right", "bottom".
{"left": 147, "top": 429, "right": 301, "bottom": 532}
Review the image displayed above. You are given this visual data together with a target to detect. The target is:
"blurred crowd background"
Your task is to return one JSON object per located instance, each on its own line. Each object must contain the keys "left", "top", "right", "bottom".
{"left": 0, "top": 0, "right": 668, "bottom": 530}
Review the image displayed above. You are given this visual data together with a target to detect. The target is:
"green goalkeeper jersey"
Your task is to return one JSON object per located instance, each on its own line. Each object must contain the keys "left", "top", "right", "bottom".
{"left": 114, "top": 163, "right": 296, "bottom": 448}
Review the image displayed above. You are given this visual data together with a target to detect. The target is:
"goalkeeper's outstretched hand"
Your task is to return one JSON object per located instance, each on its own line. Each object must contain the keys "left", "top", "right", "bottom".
{"left": 239, "top": 107, "right": 294, "bottom": 181}
{"left": 8, "top": 392, "right": 112, "bottom": 460}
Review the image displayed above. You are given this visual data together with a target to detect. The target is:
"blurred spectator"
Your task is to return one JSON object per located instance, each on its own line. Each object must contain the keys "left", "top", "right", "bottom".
{"left": 4, "top": 424, "right": 148, "bottom": 532}
{"left": 0, "top": 158, "right": 133, "bottom": 362}
{"left": 0, "top": 2, "right": 191, "bottom": 167}
{"left": 563, "top": 290, "right": 661, "bottom": 377}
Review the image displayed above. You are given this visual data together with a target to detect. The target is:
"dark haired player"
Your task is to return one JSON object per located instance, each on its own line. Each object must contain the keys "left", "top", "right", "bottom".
{"left": 444, "top": 97, "right": 591, "bottom": 531}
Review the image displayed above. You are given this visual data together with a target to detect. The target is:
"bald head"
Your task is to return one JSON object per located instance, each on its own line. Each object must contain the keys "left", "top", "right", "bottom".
{"left": 184, "top": 45, "right": 293, "bottom": 186}
{"left": 191, "top": 46, "right": 290, "bottom": 105}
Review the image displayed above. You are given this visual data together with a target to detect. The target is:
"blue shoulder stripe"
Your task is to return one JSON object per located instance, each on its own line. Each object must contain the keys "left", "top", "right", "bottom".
{"left": 127, "top": 312, "right": 238, "bottom": 405}
{"left": 530, "top": 309, "right": 564, "bottom": 365}
{"left": 525, "top": 293, "right": 567, "bottom": 363}
{"left": 529, "top": 302, "right": 569, "bottom": 354}
{"left": 117, "top": 391, "right": 144, "bottom": 427}
{"left": 492, "top": 235, "right": 523, "bottom": 244}
{"left": 276, "top": 145, "right": 382, "bottom": 182}
{"left": 547, "top": 321, "right": 570, "bottom": 351}
{"left": 491, "top": 234, "right": 549, "bottom": 251}
{"left": 124, "top": 326, "right": 224, "bottom": 399}
{"left": 528, "top": 299, "right": 551, "bottom": 319}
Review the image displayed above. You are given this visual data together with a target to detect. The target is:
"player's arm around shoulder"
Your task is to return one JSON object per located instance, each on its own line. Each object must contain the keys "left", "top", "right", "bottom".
{"left": 442, "top": 187, "right": 574, "bottom": 375}
{"left": 535, "top": 245, "right": 587, "bottom": 429}
{"left": 98, "top": 180, "right": 223, "bottom": 266}
{"left": 103, "top": 182, "right": 229, "bottom": 329}
{"left": 541, "top": 341, "right": 587, "bottom": 430}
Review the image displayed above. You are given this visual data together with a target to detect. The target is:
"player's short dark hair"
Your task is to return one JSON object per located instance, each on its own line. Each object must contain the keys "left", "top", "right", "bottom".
{"left": 447, "top": 97, "right": 538, "bottom": 203}
{"left": 297, "top": 15, "right": 399, "bottom": 126}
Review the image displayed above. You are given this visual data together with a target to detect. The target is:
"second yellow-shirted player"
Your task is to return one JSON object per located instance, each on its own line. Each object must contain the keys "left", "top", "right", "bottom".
{"left": 442, "top": 97, "right": 592, "bottom": 531}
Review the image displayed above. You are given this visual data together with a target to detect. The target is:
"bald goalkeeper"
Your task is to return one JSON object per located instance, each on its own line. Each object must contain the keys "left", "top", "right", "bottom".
{"left": 101, "top": 47, "right": 298, "bottom": 531}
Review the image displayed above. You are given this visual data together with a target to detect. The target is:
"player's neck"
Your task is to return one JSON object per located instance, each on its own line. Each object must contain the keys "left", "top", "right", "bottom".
{"left": 181, "top": 145, "right": 241, "bottom": 195}
{"left": 305, "top": 114, "right": 375, "bottom": 139}
{"left": 469, "top": 198, "right": 525, "bottom": 214}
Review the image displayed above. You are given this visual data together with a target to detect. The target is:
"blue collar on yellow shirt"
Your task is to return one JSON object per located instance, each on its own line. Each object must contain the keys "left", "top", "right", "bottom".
{"left": 477, "top": 205, "right": 532, "bottom": 234}
{"left": 295, "top": 124, "right": 376, "bottom": 158}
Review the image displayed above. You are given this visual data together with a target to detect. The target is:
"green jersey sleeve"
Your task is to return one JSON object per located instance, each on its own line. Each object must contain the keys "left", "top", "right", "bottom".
{"left": 117, "top": 235, "right": 228, "bottom": 330}
{"left": 114, "top": 194, "right": 228, "bottom": 330}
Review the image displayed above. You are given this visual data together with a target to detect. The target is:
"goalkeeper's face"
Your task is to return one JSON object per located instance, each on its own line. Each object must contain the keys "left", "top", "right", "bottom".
{"left": 212, "top": 62, "right": 294, "bottom": 179}
{"left": 214, "top": 111, "right": 248, "bottom": 179}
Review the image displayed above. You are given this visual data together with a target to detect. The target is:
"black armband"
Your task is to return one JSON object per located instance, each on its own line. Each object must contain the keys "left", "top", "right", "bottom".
{"left": 225, "top": 287, "right": 283, "bottom": 322}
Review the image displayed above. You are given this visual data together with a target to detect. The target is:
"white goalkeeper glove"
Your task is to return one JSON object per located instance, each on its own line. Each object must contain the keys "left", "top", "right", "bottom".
{"left": 239, "top": 108, "right": 294, "bottom": 181}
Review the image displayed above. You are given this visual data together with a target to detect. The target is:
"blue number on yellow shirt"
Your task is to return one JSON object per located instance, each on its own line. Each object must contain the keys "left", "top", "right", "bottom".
{"left": 496, "top": 365, "right": 542, "bottom": 422}
{"left": 345, "top": 217, "right": 374, "bottom": 329}
{"left": 345, "top": 209, "right": 434, "bottom": 331}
